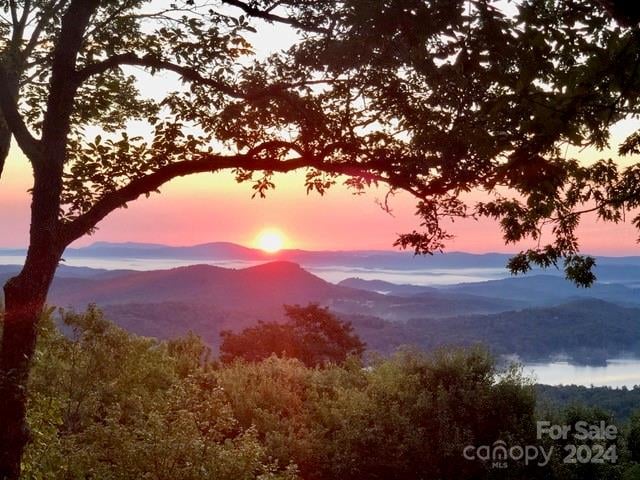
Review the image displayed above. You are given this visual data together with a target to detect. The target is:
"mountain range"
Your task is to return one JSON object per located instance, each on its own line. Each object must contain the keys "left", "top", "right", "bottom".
{"left": 1, "top": 241, "right": 639, "bottom": 363}
{"left": 339, "top": 275, "right": 640, "bottom": 307}
{"left": 2, "top": 241, "right": 640, "bottom": 284}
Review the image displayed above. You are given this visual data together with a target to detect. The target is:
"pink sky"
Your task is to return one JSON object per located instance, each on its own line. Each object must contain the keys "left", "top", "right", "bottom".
{"left": 0, "top": 146, "right": 638, "bottom": 254}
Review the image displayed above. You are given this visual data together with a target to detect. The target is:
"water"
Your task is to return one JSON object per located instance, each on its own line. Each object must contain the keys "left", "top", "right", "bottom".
{"left": 0, "top": 255, "right": 261, "bottom": 272}
{"left": 523, "top": 359, "right": 640, "bottom": 388}
{"left": 304, "top": 265, "right": 508, "bottom": 285}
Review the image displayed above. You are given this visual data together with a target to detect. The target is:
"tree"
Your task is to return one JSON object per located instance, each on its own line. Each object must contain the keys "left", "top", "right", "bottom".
{"left": 629, "top": 411, "right": 640, "bottom": 463}
{"left": 0, "top": 1, "right": 638, "bottom": 477}
{"left": 220, "top": 304, "right": 365, "bottom": 366}
{"left": 23, "top": 307, "right": 298, "bottom": 480}
{"left": 215, "top": 347, "right": 538, "bottom": 480}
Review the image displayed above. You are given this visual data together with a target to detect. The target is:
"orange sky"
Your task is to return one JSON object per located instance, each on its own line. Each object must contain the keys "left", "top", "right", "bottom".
{"left": 0, "top": 140, "right": 639, "bottom": 254}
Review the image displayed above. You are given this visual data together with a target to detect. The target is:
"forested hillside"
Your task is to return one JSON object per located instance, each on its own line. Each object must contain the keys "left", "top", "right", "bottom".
{"left": 20, "top": 308, "right": 640, "bottom": 479}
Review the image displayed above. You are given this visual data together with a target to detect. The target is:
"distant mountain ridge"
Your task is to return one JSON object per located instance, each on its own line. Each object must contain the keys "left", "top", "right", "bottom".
{"left": 1, "top": 258, "right": 637, "bottom": 363}
{"left": 2, "top": 242, "right": 640, "bottom": 282}
{"left": 70, "top": 241, "right": 640, "bottom": 263}
{"left": 442, "top": 275, "right": 640, "bottom": 307}
{"left": 340, "top": 274, "right": 640, "bottom": 307}
{"left": 42, "top": 261, "right": 525, "bottom": 321}
{"left": 70, "top": 241, "right": 265, "bottom": 260}
{"left": 55, "top": 242, "right": 640, "bottom": 282}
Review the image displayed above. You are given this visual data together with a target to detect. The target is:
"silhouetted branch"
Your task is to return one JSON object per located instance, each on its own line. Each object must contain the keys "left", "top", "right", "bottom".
{"left": 0, "top": 64, "right": 41, "bottom": 162}
{"left": 74, "top": 52, "right": 342, "bottom": 99}
{"left": 221, "top": 0, "right": 328, "bottom": 34}
{"left": 23, "top": 0, "right": 69, "bottom": 59}
{"left": 62, "top": 153, "right": 316, "bottom": 243}
{"left": 62, "top": 142, "right": 414, "bottom": 245}
{"left": 74, "top": 53, "right": 242, "bottom": 97}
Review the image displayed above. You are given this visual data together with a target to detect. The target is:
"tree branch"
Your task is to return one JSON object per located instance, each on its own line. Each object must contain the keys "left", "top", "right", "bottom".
{"left": 73, "top": 53, "right": 243, "bottom": 97}
{"left": 221, "top": 0, "right": 328, "bottom": 34}
{"left": 74, "top": 52, "right": 344, "bottom": 99}
{"left": 0, "top": 64, "right": 42, "bottom": 163}
{"left": 22, "top": 0, "right": 69, "bottom": 60}
{"left": 61, "top": 143, "right": 403, "bottom": 245}
{"left": 9, "top": 0, "right": 19, "bottom": 27}
{"left": 17, "top": 0, "right": 32, "bottom": 34}
{"left": 40, "top": 0, "right": 101, "bottom": 155}
{"left": 61, "top": 153, "right": 318, "bottom": 244}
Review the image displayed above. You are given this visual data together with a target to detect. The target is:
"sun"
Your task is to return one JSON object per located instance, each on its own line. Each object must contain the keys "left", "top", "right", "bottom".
{"left": 255, "top": 228, "right": 286, "bottom": 253}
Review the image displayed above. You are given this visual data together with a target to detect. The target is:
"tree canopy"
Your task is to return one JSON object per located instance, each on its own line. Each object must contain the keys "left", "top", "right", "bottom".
{"left": 24, "top": 306, "right": 640, "bottom": 480}
{"left": 220, "top": 304, "right": 365, "bottom": 366}
{"left": 1, "top": 1, "right": 638, "bottom": 281}
{"left": 2, "top": 1, "right": 640, "bottom": 477}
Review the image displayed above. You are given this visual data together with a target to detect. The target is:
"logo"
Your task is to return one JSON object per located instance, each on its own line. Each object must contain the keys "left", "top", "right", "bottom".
{"left": 463, "top": 421, "right": 618, "bottom": 469}
{"left": 463, "top": 440, "right": 552, "bottom": 469}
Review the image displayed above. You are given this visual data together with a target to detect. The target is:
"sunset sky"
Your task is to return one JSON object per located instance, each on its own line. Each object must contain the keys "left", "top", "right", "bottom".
{"left": 1, "top": 136, "right": 639, "bottom": 254}
{"left": 0, "top": 12, "right": 639, "bottom": 255}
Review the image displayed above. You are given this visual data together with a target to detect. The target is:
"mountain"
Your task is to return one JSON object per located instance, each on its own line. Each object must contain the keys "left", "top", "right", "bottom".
{"left": 350, "top": 298, "right": 640, "bottom": 364}
{"left": 54, "top": 242, "right": 640, "bottom": 284}
{"left": 3, "top": 242, "right": 640, "bottom": 286}
{"left": 0, "top": 263, "right": 135, "bottom": 279}
{"left": 4, "top": 261, "right": 527, "bottom": 353}
{"left": 67, "top": 241, "right": 264, "bottom": 260}
{"left": 443, "top": 275, "right": 640, "bottom": 307}
{"left": 67, "top": 295, "right": 640, "bottom": 363}
{"left": 2, "top": 259, "right": 637, "bottom": 363}
{"left": 48, "top": 262, "right": 366, "bottom": 309}
{"left": 340, "top": 273, "right": 640, "bottom": 309}
{"left": 43, "top": 261, "right": 525, "bottom": 320}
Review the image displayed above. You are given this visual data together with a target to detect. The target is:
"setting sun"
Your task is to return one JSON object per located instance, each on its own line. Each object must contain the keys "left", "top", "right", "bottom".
{"left": 255, "top": 229, "right": 286, "bottom": 253}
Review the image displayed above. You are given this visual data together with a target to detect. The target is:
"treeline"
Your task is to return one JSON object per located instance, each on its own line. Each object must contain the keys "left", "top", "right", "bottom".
{"left": 345, "top": 298, "right": 640, "bottom": 365}
{"left": 537, "top": 385, "right": 640, "bottom": 422}
{"left": 17, "top": 306, "right": 640, "bottom": 479}
{"left": 87, "top": 296, "right": 640, "bottom": 365}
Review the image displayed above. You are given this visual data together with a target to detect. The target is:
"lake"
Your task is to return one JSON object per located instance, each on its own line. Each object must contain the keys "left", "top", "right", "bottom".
{"left": 523, "top": 359, "right": 640, "bottom": 388}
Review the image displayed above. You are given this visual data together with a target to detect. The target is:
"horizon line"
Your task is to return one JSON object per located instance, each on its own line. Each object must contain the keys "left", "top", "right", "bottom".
{"left": 0, "top": 240, "right": 638, "bottom": 258}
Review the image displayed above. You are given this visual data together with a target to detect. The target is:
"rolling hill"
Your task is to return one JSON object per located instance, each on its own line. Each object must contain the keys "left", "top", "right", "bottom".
{"left": 442, "top": 275, "right": 640, "bottom": 307}
{"left": 2, "top": 257, "right": 639, "bottom": 362}
{"left": 349, "top": 299, "right": 640, "bottom": 364}
{"left": 41, "top": 261, "right": 525, "bottom": 320}
{"left": 48, "top": 262, "right": 358, "bottom": 308}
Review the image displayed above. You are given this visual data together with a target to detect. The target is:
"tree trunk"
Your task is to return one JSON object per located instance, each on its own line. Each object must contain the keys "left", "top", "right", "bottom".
{"left": 0, "top": 251, "right": 59, "bottom": 480}
{"left": 0, "top": 66, "right": 18, "bottom": 181}
{"left": 0, "top": 119, "right": 10, "bottom": 179}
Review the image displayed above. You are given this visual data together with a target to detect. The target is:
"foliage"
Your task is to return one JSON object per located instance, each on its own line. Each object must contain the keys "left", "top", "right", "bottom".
{"left": 217, "top": 347, "right": 537, "bottom": 480}
{"left": 536, "top": 404, "right": 629, "bottom": 480}
{"left": 2, "top": 1, "right": 640, "bottom": 281}
{"left": 23, "top": 308, "right": 296, "bottom": 480}
{"left": 629, "top": 412, "right": 640, "bottom": 463}
{"left": 219, "top": 304, "right": 365, "bottom": 366}
{"left": 537, "top": 385, "right": 640, "bottom": 423}
{"left": 20, "top": 306, "right": 640, "bottom": 479}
